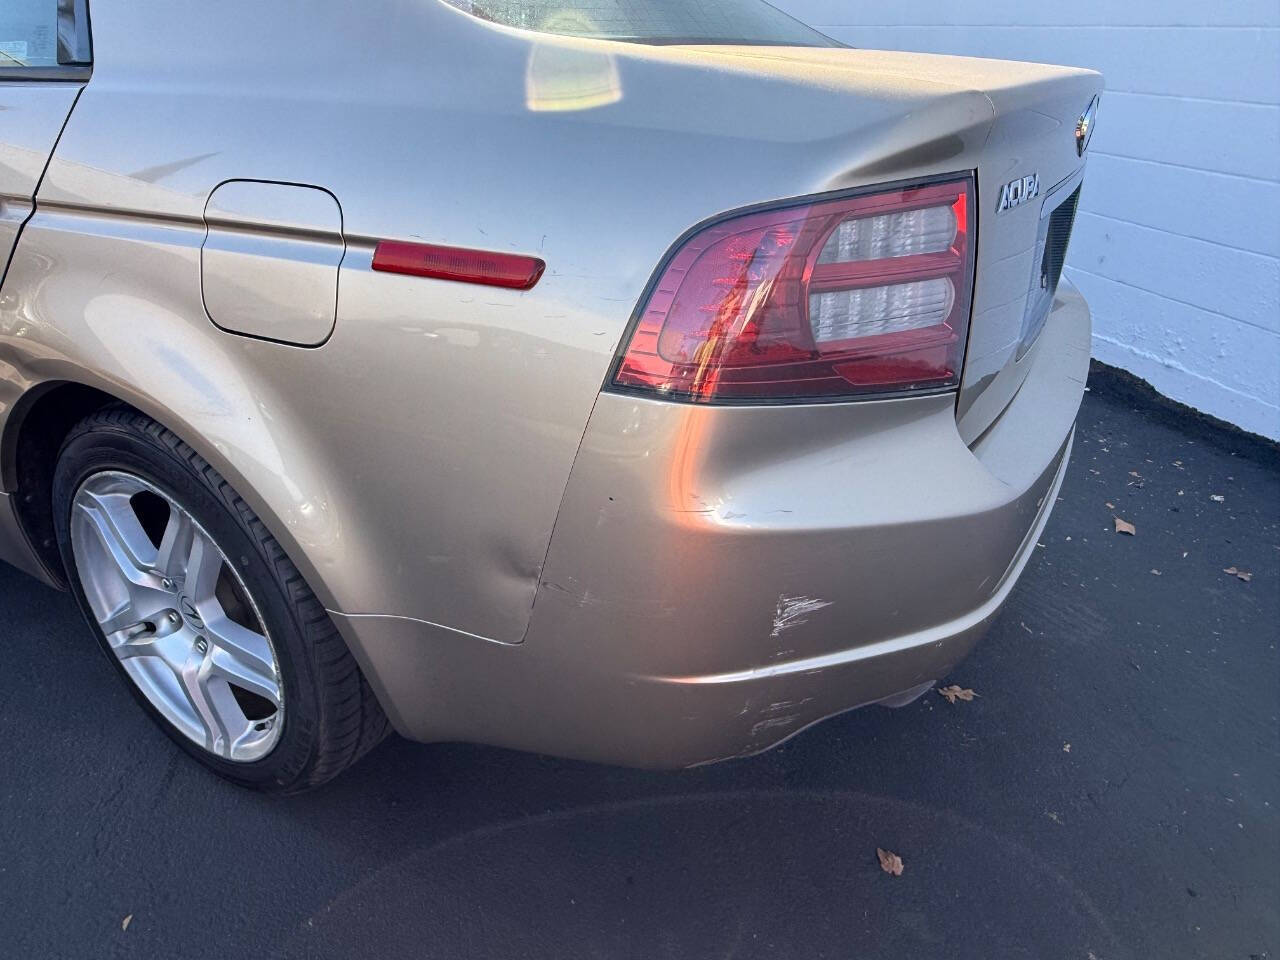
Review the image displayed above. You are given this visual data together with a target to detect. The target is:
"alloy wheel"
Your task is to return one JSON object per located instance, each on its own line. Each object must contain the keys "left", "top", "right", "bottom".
{"left": 69, "top": 471, "right": 284, "bottom": 762}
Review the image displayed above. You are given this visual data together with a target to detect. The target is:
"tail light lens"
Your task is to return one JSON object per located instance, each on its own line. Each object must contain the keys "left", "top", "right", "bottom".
{"left": 612, "top": 175, "right": 975, "bottom": 403}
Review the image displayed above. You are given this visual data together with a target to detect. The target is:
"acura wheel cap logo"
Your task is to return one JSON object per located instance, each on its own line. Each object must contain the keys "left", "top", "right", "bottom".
{"left": 180, "top": 597, "right": 202, "bottom": 626}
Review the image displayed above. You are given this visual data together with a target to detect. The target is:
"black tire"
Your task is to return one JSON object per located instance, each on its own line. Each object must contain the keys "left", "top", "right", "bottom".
{"left": 52, "top": 406, "right": 390, "bottom": 792}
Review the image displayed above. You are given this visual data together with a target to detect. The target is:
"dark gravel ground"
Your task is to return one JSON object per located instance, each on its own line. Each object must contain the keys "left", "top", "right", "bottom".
{"left": 2, "top": 372, "right": 1277, "bottom": 960}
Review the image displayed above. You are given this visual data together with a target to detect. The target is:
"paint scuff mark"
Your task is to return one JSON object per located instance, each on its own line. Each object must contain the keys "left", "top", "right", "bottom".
{"left": 762, "top": 697, "right": 814, "bottom": 715}
{"left": 751, "top": 715, "right": 798, "bottom": 737}
{"left": 771, "top": 594, "right": 833, "bottom": 639}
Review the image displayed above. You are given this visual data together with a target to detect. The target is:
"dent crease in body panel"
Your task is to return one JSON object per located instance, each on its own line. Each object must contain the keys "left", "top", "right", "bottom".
{"left": 217, "top": 277, "right": 1087, "bottom": 766}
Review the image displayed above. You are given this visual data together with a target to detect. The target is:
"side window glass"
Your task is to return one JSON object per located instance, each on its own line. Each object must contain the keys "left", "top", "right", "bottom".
{"left": 0, "top": 0, "right": 58, "bottom": 68}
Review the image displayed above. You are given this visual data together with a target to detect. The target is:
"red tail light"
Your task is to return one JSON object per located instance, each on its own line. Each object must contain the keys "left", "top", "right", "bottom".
{"left": 612, "top": 175, "right": 976, "bottom": 402}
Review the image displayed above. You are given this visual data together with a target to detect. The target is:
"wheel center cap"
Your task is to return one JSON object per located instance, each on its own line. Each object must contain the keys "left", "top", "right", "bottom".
{"left": 179, "top": 596, "right": 202, "bottom": 627}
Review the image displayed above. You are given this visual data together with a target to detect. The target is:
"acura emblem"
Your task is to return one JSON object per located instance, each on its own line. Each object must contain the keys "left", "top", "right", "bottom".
{"left": 1076, "top": 95, "right": 1099, "bottom": 157}
{"left": 997, "top": 173, "right": 1040, "bottom": 213}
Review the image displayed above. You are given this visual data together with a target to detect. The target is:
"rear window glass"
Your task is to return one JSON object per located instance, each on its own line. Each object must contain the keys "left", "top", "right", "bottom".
{"left": 0, "top": 0, "right": 57, "bottom": 67}
{"left": 438, "top": 0, "right": 838, "bottom": 47}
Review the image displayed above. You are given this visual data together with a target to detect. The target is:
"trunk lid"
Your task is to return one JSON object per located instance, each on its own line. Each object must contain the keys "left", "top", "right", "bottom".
{"left": 947, "top": 59, "right": 1101, "bottom": 442}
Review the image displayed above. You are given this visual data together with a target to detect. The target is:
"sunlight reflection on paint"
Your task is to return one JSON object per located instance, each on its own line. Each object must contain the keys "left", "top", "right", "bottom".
{"left": 525, "top": 35, "right": 622, "bottom": 112}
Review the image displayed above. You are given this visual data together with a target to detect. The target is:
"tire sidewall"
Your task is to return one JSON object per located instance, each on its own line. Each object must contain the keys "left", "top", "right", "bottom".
{"left": 52, "top": 416, "right": 321, "bottom": 789}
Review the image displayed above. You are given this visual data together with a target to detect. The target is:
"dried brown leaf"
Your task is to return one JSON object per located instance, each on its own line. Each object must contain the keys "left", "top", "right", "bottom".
{"left": 877, "top": 847, "right": 904, "bottom": 876}
{"left": 1105, "top": 501, "right": 1115, "bottom": 509}
{"left": 1223, "top": 567, "right": 1253, "bottom": 583}
{"left": 1114, "top": 516, "right": 1136, "bottom": 536}
{"left": 938, "top": 684, "right": 976, "bottom": 704}
{"left": 121, "top": 915, "right": 133, "bottom": 933}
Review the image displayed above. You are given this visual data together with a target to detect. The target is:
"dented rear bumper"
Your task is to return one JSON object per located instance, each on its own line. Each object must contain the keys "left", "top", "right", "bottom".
{"left": 338, "top": 281, "right": 1090, "bottom": 768}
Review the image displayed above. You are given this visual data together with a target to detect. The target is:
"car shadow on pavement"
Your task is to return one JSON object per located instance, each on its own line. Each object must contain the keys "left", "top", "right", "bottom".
{"left": 282, "top": 754, "right": 1122, "bottom": 959}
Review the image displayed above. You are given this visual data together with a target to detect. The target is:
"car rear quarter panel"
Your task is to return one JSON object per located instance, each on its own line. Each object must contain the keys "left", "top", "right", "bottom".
{"left": 0, "top": 0, "right": 1003, "bottom": 644}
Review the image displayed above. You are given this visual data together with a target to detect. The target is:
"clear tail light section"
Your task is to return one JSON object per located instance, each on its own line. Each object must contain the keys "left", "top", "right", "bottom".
{"left": 612, "top": 175, "right": 976, "bottom": 403}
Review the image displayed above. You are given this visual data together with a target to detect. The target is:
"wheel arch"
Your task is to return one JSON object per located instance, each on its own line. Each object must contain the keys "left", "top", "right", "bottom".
{"left": 0, "top": 374, "right": 349, "bottom": 618}
{"left": 2, "top": 380, "right": 120, "bottom": 585}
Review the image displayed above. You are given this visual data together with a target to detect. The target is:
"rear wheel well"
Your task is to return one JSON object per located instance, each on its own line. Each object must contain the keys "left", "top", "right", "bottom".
{"left": 4, "top": 382, "right": 120, "bottom": 585}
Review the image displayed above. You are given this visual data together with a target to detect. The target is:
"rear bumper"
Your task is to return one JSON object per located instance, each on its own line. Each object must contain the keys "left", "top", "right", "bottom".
{"left": 339, "top": 280, "right": 1091, "bottom": 767}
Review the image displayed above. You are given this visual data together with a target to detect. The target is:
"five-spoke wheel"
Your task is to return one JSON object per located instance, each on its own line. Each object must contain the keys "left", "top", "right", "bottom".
{"left": 70, "top": 471, "right": 283, "bottom": 761}
{"left": 53, "top": 406, "right": 389, "bottom": 791}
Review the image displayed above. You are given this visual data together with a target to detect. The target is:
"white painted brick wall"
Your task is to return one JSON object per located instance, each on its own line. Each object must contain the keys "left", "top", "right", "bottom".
{"left": 773, "top": 1, "right": 1280, "bottom": 438}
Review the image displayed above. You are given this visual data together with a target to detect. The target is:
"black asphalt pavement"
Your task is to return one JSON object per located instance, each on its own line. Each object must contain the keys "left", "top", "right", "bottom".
{"left": 2, "top": 373, "right": 1277, "bottom": 960}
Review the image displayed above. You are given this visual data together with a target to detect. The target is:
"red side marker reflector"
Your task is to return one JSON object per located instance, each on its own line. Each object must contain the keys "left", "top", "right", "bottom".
{"left": 372, "top": 240, "right": 546, "bottom": 290}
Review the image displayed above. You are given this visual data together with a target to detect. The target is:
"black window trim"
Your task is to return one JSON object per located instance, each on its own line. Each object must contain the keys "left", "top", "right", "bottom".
{"left": 0, "top": 0, "right": 91, "bottom": 82}
{"left": 0, "top": 65, "right": 90, "bottom": 81}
